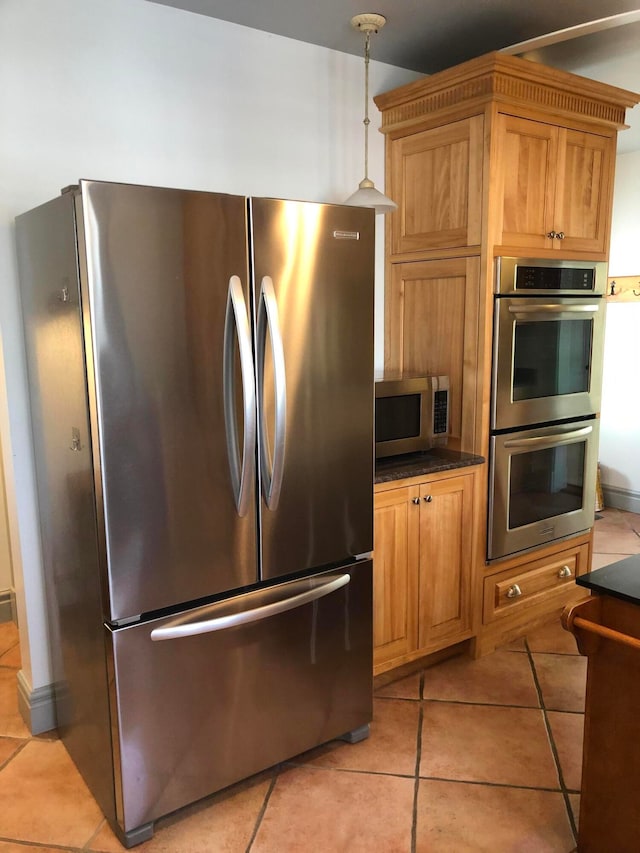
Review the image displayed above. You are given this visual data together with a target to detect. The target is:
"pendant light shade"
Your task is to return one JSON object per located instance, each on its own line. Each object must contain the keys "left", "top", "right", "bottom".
{"left": 344, "top": 179, "right": 398, "bottom": 214}
{"left": 344, "top": 14, "right": 397, "bottom": 214}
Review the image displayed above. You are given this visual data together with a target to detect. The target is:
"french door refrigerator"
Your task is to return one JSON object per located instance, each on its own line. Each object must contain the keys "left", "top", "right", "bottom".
{"left": 16, "top": 180, "right": 375, "bottom": 847}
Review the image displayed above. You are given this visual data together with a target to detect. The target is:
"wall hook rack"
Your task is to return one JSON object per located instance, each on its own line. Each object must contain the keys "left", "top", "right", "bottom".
{"left": 606, "top": 276, "right": 640, "bottom": 301}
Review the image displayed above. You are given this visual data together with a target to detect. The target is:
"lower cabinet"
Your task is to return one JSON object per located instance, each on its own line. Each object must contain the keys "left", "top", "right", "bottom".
{"left": 373, "top": 467, "right": 478, "bottom": 674}
{"left": 475, "top": 531, "right": 592, "bottom": 656}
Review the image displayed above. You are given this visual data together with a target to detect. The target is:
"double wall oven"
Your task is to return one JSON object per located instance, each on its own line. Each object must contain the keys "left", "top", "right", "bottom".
{"left": 488, "top": 257, "right": 607, "bottom": 561}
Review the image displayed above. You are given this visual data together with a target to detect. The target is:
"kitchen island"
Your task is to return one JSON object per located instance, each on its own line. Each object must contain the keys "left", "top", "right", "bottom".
{"left": 563, "top": 555, "right": 640, "bottom": 853}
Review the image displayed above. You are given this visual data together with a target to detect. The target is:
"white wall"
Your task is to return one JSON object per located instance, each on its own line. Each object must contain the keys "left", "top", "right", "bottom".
{"left": 600, "top": 150, "right": 640, "bottom": 501}
{"left": 0, "top": 0, "right": 420, "bottom": 689}
{"left": 0, "top": 445, "right": 13, "bottom": 597}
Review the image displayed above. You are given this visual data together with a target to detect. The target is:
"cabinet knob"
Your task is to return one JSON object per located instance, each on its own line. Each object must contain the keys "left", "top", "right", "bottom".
{"left": 557, "top": 565, "right": 573, "bottom": 579}
{"left": 546, "top": 230, "right": 557, "bottom": 239}
{"left": 412, "top": 497, "right": 420, "bottom": 505}
{"left": 423, "top": 495, "right": 433, "bottom": 503}
{"left": 555, "top": 231, "right": 565, "bottom": 240}
{"left": 506, "top": 584, "right": 522, "bottom": 599}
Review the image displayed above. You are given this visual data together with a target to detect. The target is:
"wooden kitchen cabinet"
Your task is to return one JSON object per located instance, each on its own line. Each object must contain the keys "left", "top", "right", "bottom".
{"left": 475, "top": 531, "right": 592, "bottom": 656}
{"left": 374, "top": 53, "right": 638, "bottom": 650}
{"left": 372, "top": 484, "right": 419, "bottom": 670}
{"left": 376, "top": 53, "right": 635, "bottom": 265}
{"left": 494, "top": 114, "right": 615, "bottom": 256}
{"left": 388, "top": 117, "right": 483, "bottom": 258}
{"left": 385, "top": 256, "right": 480, "bottom": 452}
{"left": 373, "top": 467, "right": 478, "bottom": 674}
{"left": 417, "top": 474, "right": 474, "bottom": 649}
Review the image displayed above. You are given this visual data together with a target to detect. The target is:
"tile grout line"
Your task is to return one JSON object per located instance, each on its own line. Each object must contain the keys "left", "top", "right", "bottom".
{"left": 245, "top": 765, "right": 279, "bottom": 852}
{"left": 525, "top": 638, "right": 579, "bottom": 842}
{"left": 410, "top": 671, "right": 426, "bottom": 853}
{"left": 0, "top": 836, "right": 85, "bottom": 851}
{"left": 0, "top": 737, "right": 30, "bottom": 772}
{"left": 82, "top": 816, "right": 109, "bottom": 851}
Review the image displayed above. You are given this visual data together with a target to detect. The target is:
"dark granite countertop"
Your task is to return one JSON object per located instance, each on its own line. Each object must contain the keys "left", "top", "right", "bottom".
{"left": 375, "top": 447, "right": 485, "bottom": 484}
{"left": 576, "top": 554, "right": 640, "bottom": 606}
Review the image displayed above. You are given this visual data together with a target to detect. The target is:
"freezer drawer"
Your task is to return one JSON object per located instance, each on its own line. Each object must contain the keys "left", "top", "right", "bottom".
{"left": 107, "top": 561, "right": 373, "bottom": 838}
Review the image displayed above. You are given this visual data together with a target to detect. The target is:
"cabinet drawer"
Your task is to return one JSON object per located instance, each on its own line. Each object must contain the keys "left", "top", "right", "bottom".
{"left": 483, "top": 544, "right": 589, "bottom": 623}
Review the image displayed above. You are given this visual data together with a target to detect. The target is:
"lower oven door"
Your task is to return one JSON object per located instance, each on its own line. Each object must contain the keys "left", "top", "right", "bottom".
{"left": 488, "top": 419, "right": 599, "bottom": 560}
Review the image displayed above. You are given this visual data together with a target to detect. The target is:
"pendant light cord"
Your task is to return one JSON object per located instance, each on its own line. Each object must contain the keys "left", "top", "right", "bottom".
{"left": 363, "top": 31, "right": 371, "bottom": 182}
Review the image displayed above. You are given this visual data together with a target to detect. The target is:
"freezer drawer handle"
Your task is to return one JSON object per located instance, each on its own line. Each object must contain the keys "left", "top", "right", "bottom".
{"left": 257, "top": 276, "right": 286, "bottom": 511}
{"left": 150, "top": 573, "right": 350, "bottom": 641}
{"left": 503, "top": 424, "right": 592, "bottom": 450}
{"left": 223, "top": 275, "right": 257, "bottom": 517}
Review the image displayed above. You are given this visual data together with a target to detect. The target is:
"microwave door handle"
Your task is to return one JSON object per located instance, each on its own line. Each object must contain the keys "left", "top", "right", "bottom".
{"left": 508, "top": 304, "right": 600, "bottom": 317}
{"left": 504, "top": 425, "right": 593, "bottom": 450}
{"left": 223, "top": 275, "right": 256, "bottom": 517}
{"left": 257, "top": 276, "right": 286, "bottom": 511}
{"left": 150, "top": 573, "right": 350, "bottom": 640}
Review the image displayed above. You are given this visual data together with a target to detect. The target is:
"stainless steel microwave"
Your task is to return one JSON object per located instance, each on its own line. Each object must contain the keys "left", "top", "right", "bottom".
{"left": 374, "top": 374, "right": 449, "bottom": 459}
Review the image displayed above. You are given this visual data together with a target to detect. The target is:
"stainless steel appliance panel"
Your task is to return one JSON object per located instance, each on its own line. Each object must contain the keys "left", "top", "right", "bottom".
{"left": 492, "top": 296, "right": 606, "bottom": 430}
{"left": 495, "top": 257, "right": 608, "bottom": 295}
{"left": 250, "top": 199, "right": 375, "bottom": 581}
{"left": 109, "top": 562, "right": 373, "bottom": 833}
{"left": 79, "top": 181, "right": 257, "bottom": 621}
{"left": 488, "top": 418, "right": 599, "bottom": 560}
{"left": 15, "top": 193, "right": 116, "bottom": 824}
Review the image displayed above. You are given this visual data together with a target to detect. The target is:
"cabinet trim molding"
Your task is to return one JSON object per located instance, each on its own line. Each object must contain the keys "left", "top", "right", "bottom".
{"left": 375, "top": 52, "right": 638, "bottom": 136}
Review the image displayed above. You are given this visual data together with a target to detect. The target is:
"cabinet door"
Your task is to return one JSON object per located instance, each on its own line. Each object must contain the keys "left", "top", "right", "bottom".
{"left": 386, "top": 257, "right": 480, "bottom": 452}
{"left": 553, "top": 128, "right": 614, "bottom": 255}
{"left": 373, "top": 485, "right": 420, "bottom": 669}
{"left": 495, "top": 114, "right": 557, "bottom": 251}
{"left": 389, "top": 117, "right": 483, "bottom": 257}
{"left": 418, "top": 472, "right": 474, "bottom": 649}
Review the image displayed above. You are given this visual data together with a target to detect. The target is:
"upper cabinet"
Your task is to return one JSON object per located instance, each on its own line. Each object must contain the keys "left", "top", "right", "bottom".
{"left": 389, "top": 116, "right": 483, "bottom": 257}
{"left": 494, "top": 114, "right": 615, "bottom": 256}
{"left": 375, "top": 52, "right": 638, "bottom": 263}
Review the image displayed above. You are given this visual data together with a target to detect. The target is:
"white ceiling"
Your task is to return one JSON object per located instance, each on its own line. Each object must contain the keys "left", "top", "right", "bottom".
{"left": 147, "top": 1, "right": 640, "bottom": 151}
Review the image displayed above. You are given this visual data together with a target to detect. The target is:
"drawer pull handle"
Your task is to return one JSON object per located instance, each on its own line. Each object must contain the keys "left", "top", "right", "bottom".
{"left": 558, "top": 565, "right": 573, "bottom": 579}
{"left": 506, "top": 584, "right": 522, "bottom": 599}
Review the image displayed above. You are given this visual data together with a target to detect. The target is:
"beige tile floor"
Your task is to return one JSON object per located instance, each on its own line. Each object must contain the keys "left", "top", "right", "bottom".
{"left": 0, "top": 507, "right": 638, "bottom": 852}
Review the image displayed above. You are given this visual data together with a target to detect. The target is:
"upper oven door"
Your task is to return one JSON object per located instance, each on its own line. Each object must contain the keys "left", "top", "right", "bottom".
{"left": 492, "top": 296, "right": 606, "bottom": 430}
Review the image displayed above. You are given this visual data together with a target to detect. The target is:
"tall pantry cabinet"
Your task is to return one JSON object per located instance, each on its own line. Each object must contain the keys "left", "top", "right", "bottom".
{"left": 373, "top": 52, "right": 639, "bottom": 656}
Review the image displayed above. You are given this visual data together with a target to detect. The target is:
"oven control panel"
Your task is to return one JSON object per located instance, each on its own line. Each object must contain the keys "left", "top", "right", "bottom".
{"left": 496, "top": 257, "right": 607, "bottom": 296}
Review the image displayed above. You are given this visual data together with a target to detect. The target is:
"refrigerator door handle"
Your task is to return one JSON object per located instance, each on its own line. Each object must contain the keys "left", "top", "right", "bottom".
{"left": 223, "top": 275, "right": 256, "bottom": 517}
{"left": 150, "top": 572, "right": 350, "bottom": 640}
{"left": 257, "top": 275, "right": 286, "bottom": 511}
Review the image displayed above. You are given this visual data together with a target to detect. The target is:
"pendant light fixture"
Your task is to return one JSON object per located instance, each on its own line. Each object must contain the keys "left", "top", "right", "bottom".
{"left": 344, "top": 13, "right": 397, "bottom": 214}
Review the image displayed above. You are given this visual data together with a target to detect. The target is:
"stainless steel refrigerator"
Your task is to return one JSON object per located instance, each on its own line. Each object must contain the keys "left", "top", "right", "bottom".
{"left": 16, "top": 180, "right": 374, "bottom": 847}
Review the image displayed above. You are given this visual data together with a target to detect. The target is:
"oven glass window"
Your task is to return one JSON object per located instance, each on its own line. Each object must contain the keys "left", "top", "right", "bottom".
{"left": 513, "top": 319, "right": 592, "bottom": 401}
{"left": 509, "top": 443, "right": 585, "bottom": 529}
{"left": 376, "top": 394, "right": 421, "bottom": 442}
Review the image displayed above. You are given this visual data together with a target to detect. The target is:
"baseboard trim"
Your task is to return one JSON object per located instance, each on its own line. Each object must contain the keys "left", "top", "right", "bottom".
{"left": 0, "top": 588, "right": 15, "bottom": 623}
{"left": 601, "top": 485, "right": 640, "bottom": 514}
{"left": 17, "top": 670, "right": 57, "bottom": 736}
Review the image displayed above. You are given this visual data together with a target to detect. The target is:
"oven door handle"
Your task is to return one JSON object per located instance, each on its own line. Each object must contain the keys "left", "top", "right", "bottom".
{"left": 504, "top": 425, "right": 593, "bottom": 450}
{"left": 508, "top": 303, "right": 600, "bottom": 316}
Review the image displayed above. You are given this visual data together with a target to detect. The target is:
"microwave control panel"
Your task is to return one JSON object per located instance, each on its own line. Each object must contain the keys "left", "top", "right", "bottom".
{"left": 433, "top": 389, "right": 449, "bottom": 435}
